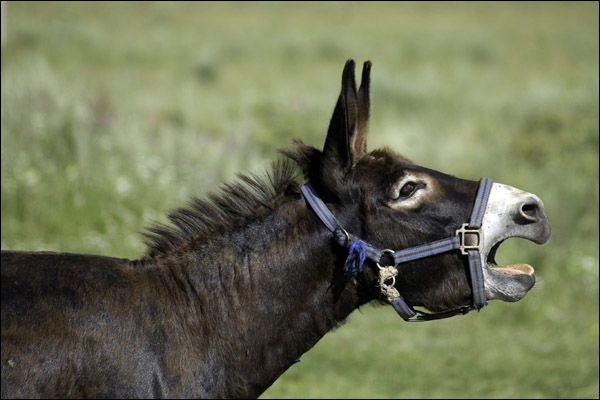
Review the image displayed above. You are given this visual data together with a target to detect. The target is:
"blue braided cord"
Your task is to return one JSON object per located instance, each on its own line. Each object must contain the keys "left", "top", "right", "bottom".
{"left": 469, "top": 178, "right": 493, "bottom": 229}
{"left": 391, "top": 297, "right": 416, "bottom": 320}
{"left": 393, "top": 237, "right": 461, "bottom": 264}
{"left": 333, "top": 230, "right": 387, "bottom": 267}
{"left": 344, "top": 239, "right": 367, "bottom": 276}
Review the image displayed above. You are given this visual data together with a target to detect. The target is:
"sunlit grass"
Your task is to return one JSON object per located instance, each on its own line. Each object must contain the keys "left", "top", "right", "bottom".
{"left": 1, "top": 2, "right": 598, "bottom": 398}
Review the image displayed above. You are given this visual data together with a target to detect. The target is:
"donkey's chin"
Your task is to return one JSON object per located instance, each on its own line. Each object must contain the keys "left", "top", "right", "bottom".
{"left": 483, "top": 263, "right": 536, "bottom": 302}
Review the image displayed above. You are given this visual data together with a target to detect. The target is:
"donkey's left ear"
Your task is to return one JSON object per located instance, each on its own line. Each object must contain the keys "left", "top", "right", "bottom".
{"left": 322, "top": 60, "right": 371, "bottom": 171}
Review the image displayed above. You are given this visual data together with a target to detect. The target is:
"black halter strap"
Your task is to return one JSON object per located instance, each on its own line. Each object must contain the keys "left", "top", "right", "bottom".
{"left": 301, "top": 178, "right": 493, "bottom": 322}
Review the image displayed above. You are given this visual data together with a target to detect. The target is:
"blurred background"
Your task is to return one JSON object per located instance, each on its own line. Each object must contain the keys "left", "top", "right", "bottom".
{"left": 1, "top": 1, "right": 598, "bottom": 398}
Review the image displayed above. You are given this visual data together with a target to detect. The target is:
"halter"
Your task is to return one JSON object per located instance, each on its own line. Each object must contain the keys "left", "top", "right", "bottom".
{"left": 301, "top": 178, "right": 493, "bottom": 322}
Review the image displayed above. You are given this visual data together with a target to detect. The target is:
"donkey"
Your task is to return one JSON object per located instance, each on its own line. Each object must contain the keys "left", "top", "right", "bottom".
{"left": 1, "top": 60, "right": 550, "bottom": 398}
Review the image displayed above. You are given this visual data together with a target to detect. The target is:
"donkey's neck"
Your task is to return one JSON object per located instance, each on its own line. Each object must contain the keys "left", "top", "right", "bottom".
{"left": 153, "top": 195, "right": 365, "bottom": 397}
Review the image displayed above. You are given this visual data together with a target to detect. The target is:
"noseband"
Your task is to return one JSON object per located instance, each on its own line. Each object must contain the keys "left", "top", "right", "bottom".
{"left": 301, "top": 178, "right": 493, "bottom": 322}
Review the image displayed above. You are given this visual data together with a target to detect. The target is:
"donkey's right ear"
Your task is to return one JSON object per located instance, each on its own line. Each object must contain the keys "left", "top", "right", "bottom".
{"left": 321, "top": 59, "right": 371, "bottom": 173}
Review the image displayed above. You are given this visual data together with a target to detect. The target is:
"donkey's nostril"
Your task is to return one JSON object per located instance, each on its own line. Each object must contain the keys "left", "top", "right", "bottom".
{"left": 519, "top": 202, "right": 539, "bottom": 222}
{"left": 522, "top": 203, "right": 537, "bottom": 217}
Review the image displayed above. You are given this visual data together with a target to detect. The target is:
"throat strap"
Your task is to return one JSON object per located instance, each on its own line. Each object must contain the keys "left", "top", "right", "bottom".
{"left": 301, "top": 178, "right": 493, "bottom": 322}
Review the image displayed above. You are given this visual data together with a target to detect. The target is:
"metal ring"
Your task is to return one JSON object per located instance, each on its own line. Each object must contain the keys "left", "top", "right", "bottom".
{"left": 381, "top": 274, "right": 396, "bottom": 290}
{"left": 376, "top": 249, "right": 396, "bottom": 270}
{"left": 340, "top": 227, "right": 350, "bottom": 246}
{"left": 335, "top": 227, "right": 350, "bottom": 246}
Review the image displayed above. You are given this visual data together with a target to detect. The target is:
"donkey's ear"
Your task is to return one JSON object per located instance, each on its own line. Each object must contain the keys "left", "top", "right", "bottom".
{"left": 322, "top": 59, "right": 371, "bottom": 171}
{"left": 355, "top": 60, "right": 371, "bottom": 155}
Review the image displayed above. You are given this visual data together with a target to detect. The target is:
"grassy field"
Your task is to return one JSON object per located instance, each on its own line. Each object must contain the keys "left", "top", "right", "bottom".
{"left": 1, "top": 2, "right": 598, "bottom": 398}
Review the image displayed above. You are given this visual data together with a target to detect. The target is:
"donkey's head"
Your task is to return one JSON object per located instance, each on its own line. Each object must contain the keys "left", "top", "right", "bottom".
{"left": 288, "top": 60, "right": 551, "bottom": 318}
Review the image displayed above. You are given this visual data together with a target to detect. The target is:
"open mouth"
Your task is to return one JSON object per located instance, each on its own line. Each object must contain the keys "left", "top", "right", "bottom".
{"left": 480, "top": 236, "right": 540, "bottom": 303}
{"left": 486, "top": 240, "right": 535, "bottom": 277}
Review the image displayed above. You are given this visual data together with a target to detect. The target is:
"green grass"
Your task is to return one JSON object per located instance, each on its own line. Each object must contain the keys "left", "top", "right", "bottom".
{"left": 1, "top": 2, "right": 598, "bottom": 398}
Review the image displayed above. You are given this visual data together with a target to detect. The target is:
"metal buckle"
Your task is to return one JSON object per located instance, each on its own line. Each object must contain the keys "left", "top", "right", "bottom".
{"left": 455, "top": 223, "right": 481, "bottom": 255}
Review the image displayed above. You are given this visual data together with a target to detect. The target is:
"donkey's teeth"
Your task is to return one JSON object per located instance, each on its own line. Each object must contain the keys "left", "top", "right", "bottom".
{"left": 490, "top": 263, "right": 534, "bottom": 276}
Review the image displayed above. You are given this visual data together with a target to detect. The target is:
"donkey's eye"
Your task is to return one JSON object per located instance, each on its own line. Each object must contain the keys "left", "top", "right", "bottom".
{"left": 399, "top": 181, "right": 419, "bottom": 197}
{"left": 387, "top": 175, "right": 432, "bottom": 209}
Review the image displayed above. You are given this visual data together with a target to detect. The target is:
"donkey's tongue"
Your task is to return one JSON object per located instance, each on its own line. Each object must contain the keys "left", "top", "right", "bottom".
{"left": 490, "top": 263, "right": 534, "bottom": 276}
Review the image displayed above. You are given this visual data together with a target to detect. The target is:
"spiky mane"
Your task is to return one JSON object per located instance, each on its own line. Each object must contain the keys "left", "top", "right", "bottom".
{"left": 143, "top": 159, "right": 300, "bottom": 258}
